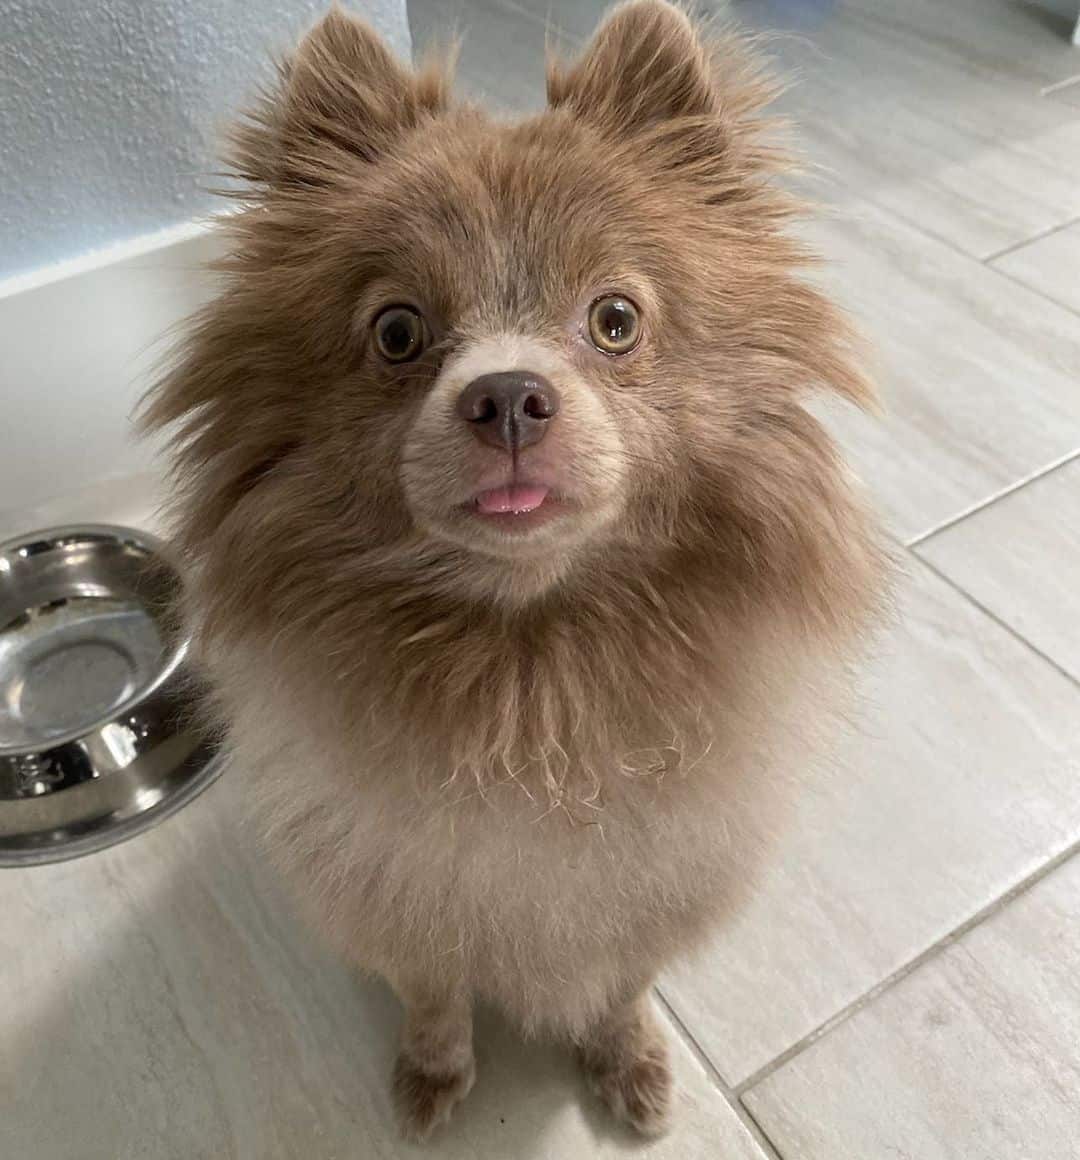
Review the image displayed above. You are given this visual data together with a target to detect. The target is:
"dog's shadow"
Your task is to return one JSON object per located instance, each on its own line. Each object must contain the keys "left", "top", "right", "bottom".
{"left": 4, "top": 771, "right": 664, "bottom": 1159}
{"left": 443, "top": 1004, "right": 653, "bottom": 1157}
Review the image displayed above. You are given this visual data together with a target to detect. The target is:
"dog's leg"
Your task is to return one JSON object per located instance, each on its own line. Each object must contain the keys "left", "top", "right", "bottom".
{"left": 577, "top": 986, "right": 673, "bottom": 1137}
{"left": 391, "top": 979, "right": 475, "bottom": 1141}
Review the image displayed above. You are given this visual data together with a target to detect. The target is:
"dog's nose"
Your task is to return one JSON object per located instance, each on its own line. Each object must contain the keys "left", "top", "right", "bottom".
{"left": 456, "top": 371, "right": 560, "bottom": 452}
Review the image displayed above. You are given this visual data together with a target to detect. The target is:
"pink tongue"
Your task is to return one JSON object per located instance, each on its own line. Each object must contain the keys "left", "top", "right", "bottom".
{"left": 475, "top": 484, "right": 550, "bottom": 514}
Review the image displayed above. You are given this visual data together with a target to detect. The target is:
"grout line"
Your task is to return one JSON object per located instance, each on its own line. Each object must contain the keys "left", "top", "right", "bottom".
{"left": 905, "top": 447, "right": 1080, "bottom": 548}
{"left": 1040, "top": 73, "right": 1080, "bottom": 96}
{"left": 733, "top": 834, "right": 1080, "bottom": 1097}
{"left": 497, "top": 0, "right": 584, "bottom": 45}
{"left": 653, "top": 988, "right": 785, "bottom": 1159}
{"left": 982, "top": 214, "right": 1080, "bottom": 265}
{"left": 792, "top": 155, "right": 1080, "bottom": 321}
{"left": 811, "top": 179, "right": 1076, "bottom": 274}
{"left": 739, "top": 1099, "right": 791, "bottom": 1156}
{"left": 816, "top": 183, "right": 1076, "bottom": 300}
{"left": 907, "top": 549, "right": 1080, "bottom": 691}
{"left": 825, "top": 189, "right": 1003, "bottom": 266}
{"left": 986, "top": 260, "right": 1080, "bottom": 321}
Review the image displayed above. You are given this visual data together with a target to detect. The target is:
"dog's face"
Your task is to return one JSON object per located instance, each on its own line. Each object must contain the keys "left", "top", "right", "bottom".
{"left": 333, "top": 134, "right": 644, "bottom": 563}
{"left": 153, "top": 1, "right": 872, "bottom": 608}
{"left": 345, "top": 120, "right": 689, "bottom": 567}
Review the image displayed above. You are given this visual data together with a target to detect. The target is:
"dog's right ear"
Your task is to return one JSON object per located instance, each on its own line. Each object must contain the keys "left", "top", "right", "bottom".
{"left": 547, "top": 1, "right": 718, "bottom": 135}
{"left": 233, "top": 7, "right": 451, "bottom": 188}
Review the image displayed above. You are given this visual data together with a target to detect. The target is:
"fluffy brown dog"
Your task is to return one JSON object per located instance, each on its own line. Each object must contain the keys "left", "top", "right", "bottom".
{"left": 145, "top": 0, "right": 886, "bottom": 1140}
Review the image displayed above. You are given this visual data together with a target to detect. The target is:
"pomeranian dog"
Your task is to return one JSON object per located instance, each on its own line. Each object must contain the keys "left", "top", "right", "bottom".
{"left": 145, "top": 0, "right": 886, "bottom": 1141}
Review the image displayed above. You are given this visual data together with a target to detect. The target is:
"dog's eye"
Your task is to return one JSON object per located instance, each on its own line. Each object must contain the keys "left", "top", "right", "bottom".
{"left": 587, "top": 295, "right": 641, "bottom": 355}
{"left": 373, "top": 306, "right": 424, "bottom": 363}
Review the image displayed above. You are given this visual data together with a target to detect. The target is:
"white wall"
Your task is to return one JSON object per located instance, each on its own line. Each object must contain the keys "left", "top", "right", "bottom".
{"left": 0, "top": 0, "right": 409, "bottom": 281}
{"left": 0, "top": 1, "right": 409, "bottom": 530}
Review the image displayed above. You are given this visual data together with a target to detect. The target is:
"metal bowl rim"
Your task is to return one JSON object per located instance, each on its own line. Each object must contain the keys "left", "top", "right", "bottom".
{"left": 0, "top": 748, "right": 228, "bottom": 868}
{"left": 0, "top": 522, "right": 189, "bottom": 758}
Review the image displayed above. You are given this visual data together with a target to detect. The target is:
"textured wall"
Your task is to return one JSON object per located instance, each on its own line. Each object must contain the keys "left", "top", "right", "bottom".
{"left": 0, "top": 0, "right": 410, "bottom": 280}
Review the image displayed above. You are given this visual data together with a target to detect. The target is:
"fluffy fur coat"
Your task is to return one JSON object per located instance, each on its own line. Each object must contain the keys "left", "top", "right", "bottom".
{"left": 144, "top": 0, "right": 886, "bottom": 1139}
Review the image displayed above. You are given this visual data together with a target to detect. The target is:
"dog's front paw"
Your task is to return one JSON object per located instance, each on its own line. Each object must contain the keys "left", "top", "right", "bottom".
{"left": 578, "top": 998, "right": 675, "bottom": 1139}
{"left": 584, "top": 1038, "right": 673, "bottom": 1138}
{"left": 392, "top": 1052, "right": 476, "bottom": 1142}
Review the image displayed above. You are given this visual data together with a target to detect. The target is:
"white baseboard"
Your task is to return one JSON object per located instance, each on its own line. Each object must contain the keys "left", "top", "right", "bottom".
{"left": 0, "top": 223, "right": 225, "bottom": 538}
{"left": 0, "top": 219, "right": 218, "bottom": 303}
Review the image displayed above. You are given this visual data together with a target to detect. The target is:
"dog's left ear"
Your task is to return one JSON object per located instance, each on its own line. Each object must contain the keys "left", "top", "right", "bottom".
{"left": 234, "top": 7, "right": 451, "bottom": 187}
{"left": 547, "top": 1, "right": 719, "bottom": 134}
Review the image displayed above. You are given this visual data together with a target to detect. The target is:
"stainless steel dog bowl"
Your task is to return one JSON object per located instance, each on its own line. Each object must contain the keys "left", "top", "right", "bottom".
{"left": 0, "top": 525, "right": 223, "bottom": 865}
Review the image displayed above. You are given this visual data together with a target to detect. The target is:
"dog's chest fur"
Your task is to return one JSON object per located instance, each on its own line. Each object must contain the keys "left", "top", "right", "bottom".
{"left": 218, "top": 626, "right": 812, "bottom": 1037}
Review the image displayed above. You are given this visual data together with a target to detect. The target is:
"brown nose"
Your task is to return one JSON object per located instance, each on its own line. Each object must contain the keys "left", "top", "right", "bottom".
{"left": 456, "top": 371, "right": 560, "bottom": 452}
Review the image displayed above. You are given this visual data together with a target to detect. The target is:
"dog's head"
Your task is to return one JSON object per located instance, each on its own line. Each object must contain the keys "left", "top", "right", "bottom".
{"left": 149, "top": 1, "right": 872, "bottom": 609}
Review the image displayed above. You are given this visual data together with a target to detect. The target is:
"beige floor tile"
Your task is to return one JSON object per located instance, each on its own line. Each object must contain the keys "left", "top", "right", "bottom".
{"left": 661, "top": 554, "right": 1080, "bottom": 1085}
{"left": 729, "top": 0, "right": 1080, "bottom": 258}
{"left": 803, "top": 198, "right": 1080, "bottom": 542}
{"left": 1049, "top": 76, "right": 1080, "bottom": 110}
{"left": 742, "top": 851, "right": 1080, "bottom": 1160}
{"left": 496, "top": 0, "right": 604, "bottom": 42}
{"left": 408, "top": 0, "right": 573, "bottom": 112}
{"left": 0, "top": 773, "right": 766, "bottom": 1160}
{"left": 915, "top": 457, "right": 1080, "bottom": 682}
{"left": 990, "top": 219, "right": 1080, "bottom": 314}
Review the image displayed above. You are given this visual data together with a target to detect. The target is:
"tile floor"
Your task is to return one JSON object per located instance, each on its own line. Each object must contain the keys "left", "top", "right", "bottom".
{"left": 5, "top": 2, "right": 1080, "bottom": 1157}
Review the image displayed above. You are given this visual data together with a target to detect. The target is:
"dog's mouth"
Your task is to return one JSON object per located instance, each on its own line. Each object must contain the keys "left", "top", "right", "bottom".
{"left": 474, "top": 483, "right": 549, "bottom": 515}
{"left": 465, "top": 481, "right": 564, "bottom": 531}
